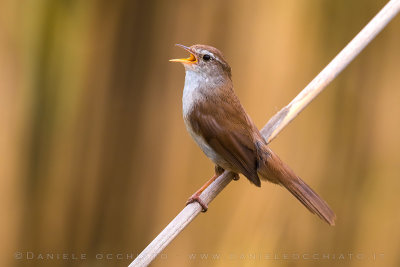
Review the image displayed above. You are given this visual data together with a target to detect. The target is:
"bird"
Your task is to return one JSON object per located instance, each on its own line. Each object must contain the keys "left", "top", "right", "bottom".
{"left": 170, "top": 44, "right": 336, "bottom": 225}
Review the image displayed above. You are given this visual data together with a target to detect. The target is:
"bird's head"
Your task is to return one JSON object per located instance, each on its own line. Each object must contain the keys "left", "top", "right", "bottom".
{"left": 170, "top": 44, "right": 231, "bottom": 79}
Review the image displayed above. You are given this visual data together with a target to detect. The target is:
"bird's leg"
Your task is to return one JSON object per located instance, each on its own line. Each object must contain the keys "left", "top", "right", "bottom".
{"left": 186, "top": 174, "right": 218, "bottom": 212}
{"left": 186, "top": 166, "right": 225, "bottom": 212}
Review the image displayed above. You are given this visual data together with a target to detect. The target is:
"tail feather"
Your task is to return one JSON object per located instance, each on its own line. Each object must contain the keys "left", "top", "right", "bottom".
{"left": 281, "top": 176, "right": 336, "bottom": 225}
{"left": 258, "top": 146, "right": 336, "bottom": 225}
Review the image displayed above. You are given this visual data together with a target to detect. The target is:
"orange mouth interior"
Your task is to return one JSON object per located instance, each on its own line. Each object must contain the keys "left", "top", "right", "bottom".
{"left": 169, "top": 53, "right": 197, "bottom": 64}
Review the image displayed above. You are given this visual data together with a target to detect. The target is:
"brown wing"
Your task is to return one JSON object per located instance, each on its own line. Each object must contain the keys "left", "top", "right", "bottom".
{"left": 188, "top": 94, "right": 261, "bottom": 186}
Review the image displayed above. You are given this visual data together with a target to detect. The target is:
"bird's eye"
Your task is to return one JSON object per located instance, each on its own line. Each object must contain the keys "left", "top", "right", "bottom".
{"left": 203, "top": 54, "right": 211, "bottom": 61}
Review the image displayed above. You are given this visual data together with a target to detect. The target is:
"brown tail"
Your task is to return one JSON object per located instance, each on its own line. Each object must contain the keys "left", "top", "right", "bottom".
{"left": 258, "top": 145, "right": 336, "bottom": 226}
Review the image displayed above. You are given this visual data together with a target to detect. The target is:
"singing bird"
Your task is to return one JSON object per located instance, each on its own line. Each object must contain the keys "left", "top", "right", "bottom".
{"left": 170, "top": 44, "right": 335, "bottom": 225}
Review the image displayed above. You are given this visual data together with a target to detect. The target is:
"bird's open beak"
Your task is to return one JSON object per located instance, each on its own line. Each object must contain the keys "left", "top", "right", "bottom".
{"left": 169, "top": 44, "right": 197, "bottom": 64}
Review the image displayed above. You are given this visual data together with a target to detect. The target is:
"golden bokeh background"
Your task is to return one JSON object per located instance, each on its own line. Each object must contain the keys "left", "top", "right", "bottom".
{"left": 1, "top": 0, "right": 400, "bottom": 266}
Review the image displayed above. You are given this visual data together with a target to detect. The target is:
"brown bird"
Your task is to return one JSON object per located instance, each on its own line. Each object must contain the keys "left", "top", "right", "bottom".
{"left": 170, "top": 44, "right": 336, "bottom": 225}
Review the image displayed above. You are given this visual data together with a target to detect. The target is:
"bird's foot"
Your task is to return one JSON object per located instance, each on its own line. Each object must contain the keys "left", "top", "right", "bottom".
{"left": 186, "top": 194, "right": 208, "bottom": 212}
{"left": 186, "top": 172, "right": 220, "bottom": 212}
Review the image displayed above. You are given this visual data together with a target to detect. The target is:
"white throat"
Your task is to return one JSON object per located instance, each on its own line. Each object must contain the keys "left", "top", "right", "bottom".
{"left": 182, "top": 70, "right": 209, "bottom": 116}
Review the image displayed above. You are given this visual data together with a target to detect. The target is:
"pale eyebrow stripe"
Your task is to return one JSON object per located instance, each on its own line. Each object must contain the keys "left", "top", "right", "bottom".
{"left": 197, "top": 49, "right": 226, "bottom": 68}
{"left": 199, "top": 50, "right": 216, "bottom": 59}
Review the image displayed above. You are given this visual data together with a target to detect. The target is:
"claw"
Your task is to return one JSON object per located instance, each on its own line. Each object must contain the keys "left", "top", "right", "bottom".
{"left": 186, "top": 195, "right": 208, "bottom": 212}
{"left": 232, "top": 173, "right": 240, "bottom": 181}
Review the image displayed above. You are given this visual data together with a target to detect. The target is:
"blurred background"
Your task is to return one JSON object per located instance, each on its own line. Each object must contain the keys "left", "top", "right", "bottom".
{"left": 1, "top": 0, "right": 400, "bottom": 266}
